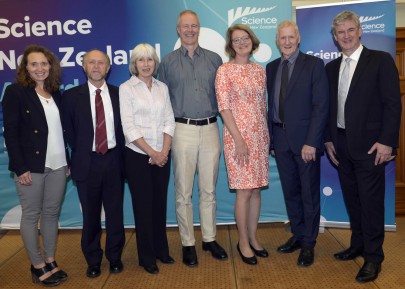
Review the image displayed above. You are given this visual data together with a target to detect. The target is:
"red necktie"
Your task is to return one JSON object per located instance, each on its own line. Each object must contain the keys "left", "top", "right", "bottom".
{"left": 95, "top": 89, "right": 108, "bottom": 154}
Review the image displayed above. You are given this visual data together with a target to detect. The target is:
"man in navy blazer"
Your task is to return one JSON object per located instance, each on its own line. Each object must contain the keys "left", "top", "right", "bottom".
{"left": 325, "top": 11, "right": 401, "bottom": 283}
{"left": 266, "top": 20, "right": 329, "bottom": 267}
{"left": 62, "top": 50, "right": 125, "bottom": 278}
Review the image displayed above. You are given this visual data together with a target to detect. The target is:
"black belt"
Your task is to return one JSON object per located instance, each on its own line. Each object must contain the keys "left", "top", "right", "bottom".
{"left": 175, "top": 116, "right": 217, "bottom": 126}
{"left": 337, "top": 127, "right": 346, "bottom": 134}
{"left": 274, "top": 122, "right": 286, "bottom": 129}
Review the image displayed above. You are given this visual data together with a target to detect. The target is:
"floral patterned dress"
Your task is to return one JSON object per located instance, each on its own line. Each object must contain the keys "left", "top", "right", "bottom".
{"left": 215, "top": 62, "right": 269, "bottom": 189}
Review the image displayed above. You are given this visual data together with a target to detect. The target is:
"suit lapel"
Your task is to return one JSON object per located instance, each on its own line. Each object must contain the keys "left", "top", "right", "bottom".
{"left": 287, "top": 52, "right": 305, "bottom": 97}
{"left": 107, "top": 85, "right": 119, "bottom": 126}
{"left": 348, "top": 47, "right": 370, "bottom": 96}
{"left": 28, "top": 88, "right": 47, "bottom": 121}
{"left": 331, "top": 56, "right": 342, "bottom": 91}
{"left": 269, "top": 59, "right": 281, "bottom": 100}
{"left": 79, "top": 84, "right": 95, "bottom": 134}
{"left": 331, "top": 56, "right": 342, "bottom": 104}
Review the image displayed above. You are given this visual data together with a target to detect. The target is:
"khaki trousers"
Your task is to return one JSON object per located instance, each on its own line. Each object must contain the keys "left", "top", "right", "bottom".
{"left": 172, "top": 122, "right": 220, "bottom": 246}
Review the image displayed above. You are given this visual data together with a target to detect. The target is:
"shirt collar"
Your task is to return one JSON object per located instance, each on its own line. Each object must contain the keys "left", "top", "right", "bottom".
{"left": 282, "top": 48, "right": 299, "bottom": 64}
{"left": 130, "top": 75, "right": 159, "bottom": 87}
{"left": 88, "top": 81, "right": 107, "bottom": 95}
{"left": 180, "top": 45, "right": 201, "bottom": 57}
{"left": 342, "top": 44, "right": 363, "bottom": 63}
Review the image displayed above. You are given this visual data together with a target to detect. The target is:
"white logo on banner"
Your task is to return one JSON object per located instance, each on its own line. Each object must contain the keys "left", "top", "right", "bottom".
{"left": 228, "top": 6, "right": 276, "bottom": 27}
{"left": 359, "top": 15, "right": 384, "bottom": 23}
{"left": 360, "top": 14, "right": 385, "bottom": 33}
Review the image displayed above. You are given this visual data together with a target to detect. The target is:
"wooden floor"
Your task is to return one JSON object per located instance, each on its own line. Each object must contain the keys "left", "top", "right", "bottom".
{"left": 1, "top": 218, "right": 404, "bottom": 289}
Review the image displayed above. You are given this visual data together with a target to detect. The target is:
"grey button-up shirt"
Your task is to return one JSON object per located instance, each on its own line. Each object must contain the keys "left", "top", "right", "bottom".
{"left": 158, "top": 45, "right": 222, "bottom": 119}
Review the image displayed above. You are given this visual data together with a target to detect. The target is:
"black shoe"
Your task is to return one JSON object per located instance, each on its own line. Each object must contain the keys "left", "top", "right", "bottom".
{"left": 86, "top": 265, "right": 101, "bottom": 278}
{"left": 355, "top": 262, "right": 381, "bottom": 283}
{"left": 334, "top": 247, "right": 363, "bottom": 261}
{"left": 237, "top": 243, "right": 257, "bottom": 265}
{"left": 31, "top": 265, "right": 61, "bottom": 286}
{"left": 250, "top": 243, "right": 269, "bottom": 258}
{"left": 202, "top": 241, "right": 228, "bottom": 260}
{"left": 297, "top": 247, "right": 314, "bottom": 267}
{"left": 143, "top": 264, "right": 159, "bottom": 274}
{"left": 157, "top": 256, "right": 175, "bottom": 264}
{"left": 109, "top": 260, "right": 123, "bottom": 274}
{"left": 277, "top": 237, "right": 301, "bottom": 253}
{"left": 46, "top": 261, "right": 68, "bottom": 282}
{"left": 182, "top": 246, "right": 198, "bottom": 267}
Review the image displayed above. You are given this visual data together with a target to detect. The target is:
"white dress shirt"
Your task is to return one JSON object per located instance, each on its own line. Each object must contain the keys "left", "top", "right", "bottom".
{"left": 88, "top": 81, "right": 116, "bottom": 151}
{"left": 119, "top": 75, "right": 175, "bottom": 155}
{"left": 338, "top": 44, "right": 363, "bottom": 128}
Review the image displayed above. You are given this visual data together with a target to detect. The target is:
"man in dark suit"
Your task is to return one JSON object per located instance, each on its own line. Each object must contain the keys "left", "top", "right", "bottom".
{"left": 266, "top": 20, "right": 329, "bottom": 267}
{"left": 325, "top": 11, "right": 401, "bottom": 283}
{"left": 62, "top": 49, "right": 125, "bottom": 278}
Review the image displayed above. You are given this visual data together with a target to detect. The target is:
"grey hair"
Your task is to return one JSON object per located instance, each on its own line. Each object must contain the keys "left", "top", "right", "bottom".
{"left": 129, "top": 43, "right": 159, "bottom": 76}
{"left": 331, "top": 10, "right": 360, "bottom": 35}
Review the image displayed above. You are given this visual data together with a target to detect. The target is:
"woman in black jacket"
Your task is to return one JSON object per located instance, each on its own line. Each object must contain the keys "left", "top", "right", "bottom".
{"left": 2, "top": 45, "right": 69, "bottom": 287}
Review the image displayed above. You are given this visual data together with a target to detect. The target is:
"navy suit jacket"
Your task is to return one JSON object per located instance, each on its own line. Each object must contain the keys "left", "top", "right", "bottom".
{"left": 62, "top": 83, "right": 125, "bottom": 181}
{"left": 325, "top": 46, "right": 401, "bottom": 159}
{"left": 2, "top": 83, "right": 69, "bottom": 176}
{"left": 266, "top": 51, "right": 329, "bottom": 155}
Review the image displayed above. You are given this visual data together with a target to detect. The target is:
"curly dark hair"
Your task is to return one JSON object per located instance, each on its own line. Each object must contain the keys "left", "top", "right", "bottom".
{"left": 16, "top": 44, "right": 61, "bottom": 93}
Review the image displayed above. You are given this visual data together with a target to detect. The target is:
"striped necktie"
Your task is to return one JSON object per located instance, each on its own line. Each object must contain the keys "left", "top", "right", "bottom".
{"left": 95, "top": 89, "right": 108, "bottom": 154}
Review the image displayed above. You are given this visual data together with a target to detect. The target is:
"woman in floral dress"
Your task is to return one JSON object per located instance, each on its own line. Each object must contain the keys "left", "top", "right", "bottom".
{"left": 215, "top": 24, "right": 269, "bottom": 265}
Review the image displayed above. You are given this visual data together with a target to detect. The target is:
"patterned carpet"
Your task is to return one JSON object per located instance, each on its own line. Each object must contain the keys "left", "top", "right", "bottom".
{"left": 1, "top": 218, "right": 404, "bottom": 289}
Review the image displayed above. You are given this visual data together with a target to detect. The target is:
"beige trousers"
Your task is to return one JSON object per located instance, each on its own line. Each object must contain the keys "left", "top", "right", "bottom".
{"left": 172, "top": 122, "right": 220, "bottom": 246}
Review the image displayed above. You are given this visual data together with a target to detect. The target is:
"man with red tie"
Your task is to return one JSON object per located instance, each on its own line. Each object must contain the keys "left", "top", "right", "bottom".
{"left": 62, "top": 50, "right": 125, "bottom": 278}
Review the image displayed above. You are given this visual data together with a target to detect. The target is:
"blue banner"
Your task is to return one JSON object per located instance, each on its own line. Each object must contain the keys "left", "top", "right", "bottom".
{"left": 296, "top": 0, "right": 397, "bottom": 230}
{"left": 0, "top": 0, "right": 292, "bottom": 228}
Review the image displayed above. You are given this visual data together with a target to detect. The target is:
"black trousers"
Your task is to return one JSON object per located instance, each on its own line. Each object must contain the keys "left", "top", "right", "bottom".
{"left": 125, "top": 148, "right": 171, "bottom": 266}
{"left": 336, "top": 129, "right": 386, "bottom": 264}
{"left": 76, "top": 148, "right": 125, "bottom": 266}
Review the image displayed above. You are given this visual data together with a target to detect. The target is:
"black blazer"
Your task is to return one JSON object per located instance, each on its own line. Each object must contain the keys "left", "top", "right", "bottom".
{"left": 62, "top": 83, "right": 125, "bottom": 181}
{"left": 2, "top": 83, "right": 69, "bottom": 176}
{"left": 325, "top": 46, "right": 402, "bottom": 159}
{"left": 266, "top": 51, "right": 329, "bottom": 154}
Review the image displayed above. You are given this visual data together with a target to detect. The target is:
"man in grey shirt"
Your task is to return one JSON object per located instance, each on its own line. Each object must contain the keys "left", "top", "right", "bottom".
{"left": 159, "top": 9, "right": 227, "bottom": 267}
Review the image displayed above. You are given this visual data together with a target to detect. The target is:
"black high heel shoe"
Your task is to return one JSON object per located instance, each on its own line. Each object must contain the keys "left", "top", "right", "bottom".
{"left": 237, "top": 243, "right": 257, "bottom": 265}
{"left": 46, "top": 261, "right": 68, "bottom": 281}
{"left": 31, "top": 265, "right": 61, "bottom": 287}
{"left": 250, "top": 243, "right": 269, "bottom": 258}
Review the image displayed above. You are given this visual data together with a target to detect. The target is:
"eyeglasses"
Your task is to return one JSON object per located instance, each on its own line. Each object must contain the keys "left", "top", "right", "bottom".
{"left": 232, "top": 35, "right": 251, "bottom": 44}
{"left": 180, "top": 24, "right": 199, "bottom": 30}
